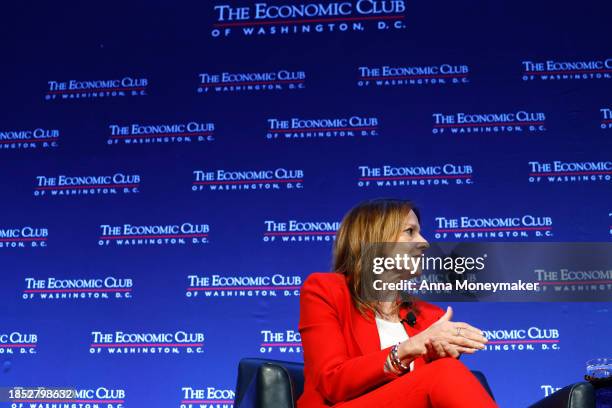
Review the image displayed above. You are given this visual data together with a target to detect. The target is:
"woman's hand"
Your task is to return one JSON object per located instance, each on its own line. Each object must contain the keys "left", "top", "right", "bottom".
{"left": 423, "top": 337, "right": 476, "bottom": 361}
{"left": 398, "top": 306, "right": 488, "bottom": 362}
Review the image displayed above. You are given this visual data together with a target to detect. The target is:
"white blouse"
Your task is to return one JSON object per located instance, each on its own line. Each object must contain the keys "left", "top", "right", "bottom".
{"left": 375, "top": 317, "right": 415, "bottom": 371}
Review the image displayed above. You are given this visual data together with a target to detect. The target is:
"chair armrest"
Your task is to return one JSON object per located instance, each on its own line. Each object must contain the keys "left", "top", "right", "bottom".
{"left": 528, "top": 382, "right": 595, "bottom": 408}
{"left": 257, "top": 363, "right": 295, "bottom": 408}
{"left": 235, "top": 358, "right": 299, "bottom": 408}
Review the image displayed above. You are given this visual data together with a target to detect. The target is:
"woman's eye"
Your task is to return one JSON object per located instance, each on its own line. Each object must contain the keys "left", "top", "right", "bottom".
{"left": 404, "top": 228, "right": 413, "bottom": 235}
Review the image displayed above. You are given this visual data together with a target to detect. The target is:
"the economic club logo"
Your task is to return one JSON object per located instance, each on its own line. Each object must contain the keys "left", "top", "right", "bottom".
{"left": 265, "top": 116, "right": 379, "bottom": 140}
{"left": 186, "top": 274, "right": 302, "bottom": 298}
{"left": 180, "top": 386, "right": 235, "bottom": 408}
{"left": 528, "top": 161, "right": 612, "bottom": 183}
{"left": 358, "top": 164, "right": 474, "bottom": 187}
{"left": 107, "top": 121, "right": 215, "bottom": 145}
{"left": 482, "top": 327, "right": 560, "bottom": 352}
{"left": 90, "top": 331, "right": 204, "bottom": 355}
{"left": 259, "top": 329, "right": 302, "bottom": 354}
{"left": 99, "top": 223, "right": 210, "bottom": 246}
{"left": 358, "top": 64, "right": 469, "bottom": 87}
{"left": 8, "top": 388, "right": 127, "bottom": 407}
{"left": 263, "top": 220, "right": 339, "bottom": 242}
{"left": 192, "top": 168, "right": 304, "bottom": 191}
{"left": 45, "top": 77, "right": 148, "bottom": 100}
{"left": 434, "top": 215, "right": 554, "bottom": 240}
{"left": 0, "top": 127, "right": 59, "bottom": 150}
{"left": 34, "top": 174, "right": 141, "bottom": 196}
{"left": 432, "top": 111, "right": 546, "bottom": 134}
{"left": 210, "top": 1, "right": 407, "bottom": 38}
{"left": 0, "top": 332, "right": 38, "bottom": 354}
{"left": 23, "top": 276, "right": 133, "bottom": 300}
{"left": 198, "top": 70, "right": 306, "bottom": 93}
{"left": 0, "top": 226, "right": 48, "bottom": 249}
{"left": 534, "top": 268, "right": 612, "bottom": 294}
{"left": 521, "top": 58, "right": 611, "bottom": 81}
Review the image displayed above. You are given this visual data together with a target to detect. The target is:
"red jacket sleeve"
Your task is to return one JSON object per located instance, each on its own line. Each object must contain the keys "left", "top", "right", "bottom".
{"left": 298, "top": 274, "right": 398, "bottom": 404}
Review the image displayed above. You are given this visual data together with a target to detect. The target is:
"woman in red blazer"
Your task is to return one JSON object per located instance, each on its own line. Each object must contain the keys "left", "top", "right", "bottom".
{"left": 298, "top": 198, "right": 498, "bottom": 407}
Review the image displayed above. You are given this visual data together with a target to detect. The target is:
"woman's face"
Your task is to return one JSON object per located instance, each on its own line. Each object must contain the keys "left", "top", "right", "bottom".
{"left": 397, "top": 210, "right": 428, "bottom": 246}
{"left": 394, "top": 209, "right": 429, "bottom": 277}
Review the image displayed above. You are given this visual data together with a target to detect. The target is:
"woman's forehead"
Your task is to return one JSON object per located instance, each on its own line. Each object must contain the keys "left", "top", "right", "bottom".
{"left": 403, "top": 210, "right": 419, "bottom": 226}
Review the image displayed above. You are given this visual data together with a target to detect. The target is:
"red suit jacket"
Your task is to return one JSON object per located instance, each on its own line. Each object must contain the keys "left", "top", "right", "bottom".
{"left": 298, "top": 272, "right": 445, "bottom": 407}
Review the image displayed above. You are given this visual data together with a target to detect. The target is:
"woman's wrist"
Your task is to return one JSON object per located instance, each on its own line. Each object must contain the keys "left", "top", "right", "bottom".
{"left": 384, "top": 352, "right": 403, "bottom": 375}
{"left": 384, "top": 343, "right": 410, "bottom": 375}
{"left": 398, "top": 337, "right": 426, "bottom": 362}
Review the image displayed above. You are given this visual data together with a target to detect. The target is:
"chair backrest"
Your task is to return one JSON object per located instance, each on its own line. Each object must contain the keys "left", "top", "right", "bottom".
{"left": 235, "top": 358, "right": 304, "bottom": 408}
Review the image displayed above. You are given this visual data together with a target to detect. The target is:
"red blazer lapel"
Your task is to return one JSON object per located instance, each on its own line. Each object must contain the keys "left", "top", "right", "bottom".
{"left": 349, "top": 303, "right": 381, "bottom": 356}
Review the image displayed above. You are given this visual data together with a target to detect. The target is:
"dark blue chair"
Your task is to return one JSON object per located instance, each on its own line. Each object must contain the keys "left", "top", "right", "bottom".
{"left": 234, "top": 358, "right": 494, "bottom": 408}
{"left": 235, "top": 358, "right": 598, "bottom": 407}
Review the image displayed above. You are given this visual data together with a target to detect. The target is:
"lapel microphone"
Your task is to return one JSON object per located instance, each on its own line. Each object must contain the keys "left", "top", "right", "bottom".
{"left": 401, "top": 311, "right": 417, "bottom": 327}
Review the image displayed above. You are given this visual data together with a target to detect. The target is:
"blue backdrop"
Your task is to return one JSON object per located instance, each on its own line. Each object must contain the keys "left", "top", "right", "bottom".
{"left": 1, "top": 1, "right": 611, "bottom": 407}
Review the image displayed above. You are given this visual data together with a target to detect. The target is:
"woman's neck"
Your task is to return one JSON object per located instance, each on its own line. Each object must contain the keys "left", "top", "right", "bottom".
{"left": 376, "top": 301, "right": 400, "bottom": 322}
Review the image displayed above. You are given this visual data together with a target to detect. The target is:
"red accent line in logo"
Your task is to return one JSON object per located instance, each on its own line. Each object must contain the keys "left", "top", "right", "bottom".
{"left": 0, "top": 137, "right": 59, "bottom": 144}
{"left": 35, "top": 184, "right": 140, "bottom": 190}
{"left": 1, "top": 344, "right": 37, "bottom": 347}
{"left": 188, "top": 285, "right": 301, "bottom": 291}
{"left": 193, "top": 179, "right": 303, "bottom": 185}
{"left": 435, "top": 227, "right": 552, "bottom": 232}
{"left": 486, "top": 339, "right": 559, "bottom": 344}
{"left": 24, "top": 288, "right": 132, "bottom": 293}
{"left": 100, "top": 234, "right": 208, "bottom": 240}
{"left": 182, "top": 400, "right": 234, "bottom": 404}
{"left": 0, "top": 237, "right": 47, "bottom": 242}
{"left": 91, "top": 343, "right": 203, "bottom": 347}
{"left": 47, "top": 87, "right": 146, "bottom": 94}
{"left": 263, "top": 231, "right": 336, "bottom": 236}
{"left": 16, "top": 400, "right": 124, "bottom": 404}
{"left": 200, "top": 79, "right": 304, "bottom": 87}
{"left": 529, "top": 171, "right": 612, "bottom": 176}
{"left": 524, "top": 69, "right": 612, "bottom": 75}
{"left": 261, "top": 343, "right": 302, "bottom": 347}
{"left": 213, "top": 14, "right": 405, "bottom": 27}
{"left": 433, "top": 122, "right": 545, "bottom": 128}
{"left": 360, "top": 74, "right": 468, "bottom": 80}
{"left": 110, "top": 132, "right": 214, "bottom": 139}
{"left": 601, "top": 120, "right": 612, "bottom": 124}
{"left": 268, "top": 126, "right": 378, "bottom": 133}
{"left": 359, "top": 175, "right": 472, "bottom": 181}
{"left": 539, "top": 280, "right": 612, "bottom": 285}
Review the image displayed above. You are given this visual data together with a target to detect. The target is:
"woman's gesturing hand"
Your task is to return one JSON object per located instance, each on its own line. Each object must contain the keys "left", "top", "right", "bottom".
{"left": 398, "top": 306, "right": 488, "bottom": 362}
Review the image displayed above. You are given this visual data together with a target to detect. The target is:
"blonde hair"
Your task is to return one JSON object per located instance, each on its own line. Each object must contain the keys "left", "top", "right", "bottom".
{"left": 333, "top": 198, "right": 419, "bottom": 318}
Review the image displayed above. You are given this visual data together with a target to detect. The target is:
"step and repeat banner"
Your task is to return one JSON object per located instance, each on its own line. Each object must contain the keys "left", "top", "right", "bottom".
{"left": 1, "top": 1, "right": 611, "bottom": 407}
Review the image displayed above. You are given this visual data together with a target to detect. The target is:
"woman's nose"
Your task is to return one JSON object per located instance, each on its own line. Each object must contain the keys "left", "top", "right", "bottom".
{"left": 416, "top": 235, "right": 429, "bottom": 250}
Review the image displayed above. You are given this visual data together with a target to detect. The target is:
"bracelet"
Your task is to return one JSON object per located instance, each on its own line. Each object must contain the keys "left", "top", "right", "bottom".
{"left": 385, "top": 354, "right": 402, "bottom": 375}
{"left": 389, "top": 355, "right": 404, "bottom": 374}
{"left": 390, "top": 343, "right": 410, "bottom": 372}
{"left": 392, "top": 344, "right": 410, "bottom": 371}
